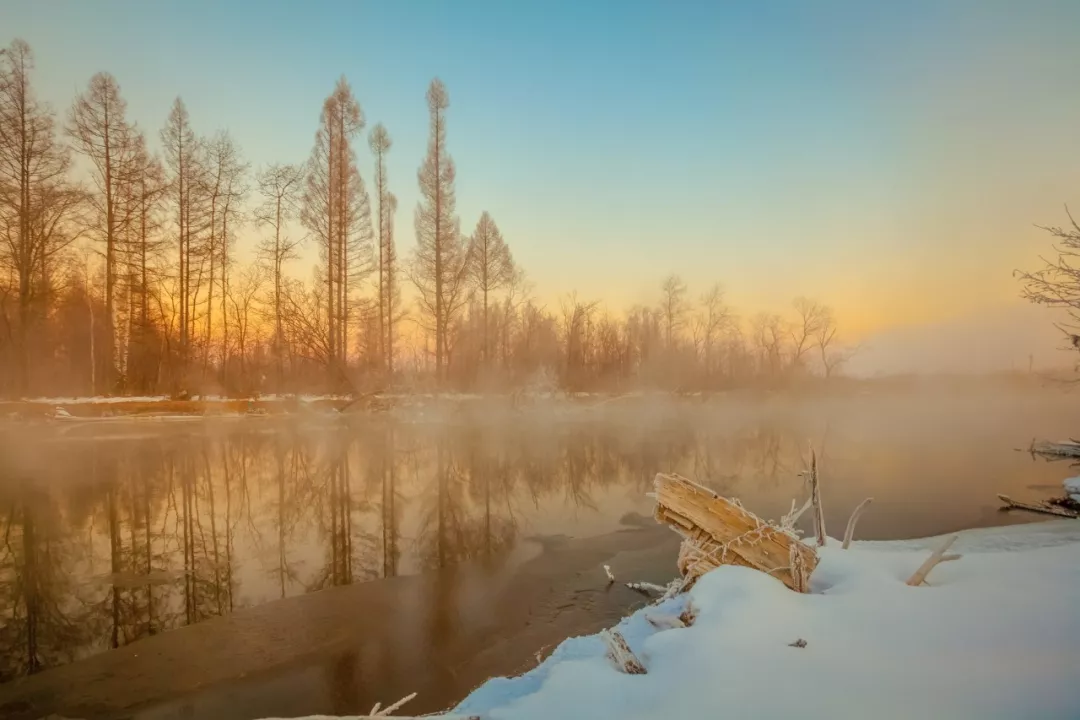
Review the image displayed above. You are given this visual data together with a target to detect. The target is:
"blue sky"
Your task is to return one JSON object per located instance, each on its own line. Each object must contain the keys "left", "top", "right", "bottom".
{"left": 3, "top": 0, "right": 1080, "bottom": 336}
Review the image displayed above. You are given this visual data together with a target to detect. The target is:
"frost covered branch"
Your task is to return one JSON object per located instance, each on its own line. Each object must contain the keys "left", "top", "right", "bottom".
{"left": 841, "top": 497, "right": 873, "bottom": 549}
{"left": 646, "top": 613, "right": 687, "bottom": 630}
{"left": 604, "top": 564, "right": 616, "bottom": 584}
{"left": 906, "top": 535, "right": 958, "bottom": 586}
{"left": 626, "top": 581, "right": 667, "bottom": 595}
{"left": 601, "top": 629, "right": 647, "bottom": 674}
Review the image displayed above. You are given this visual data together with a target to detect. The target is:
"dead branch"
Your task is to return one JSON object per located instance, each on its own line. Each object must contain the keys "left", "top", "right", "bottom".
{"left": 626, "top": 581, "right": 667, "bottom": 596}
{"left": 808, "top": 446, "right": 826, "bottom": 546}
{"left": 841, "top": 497, "right": 873, "bottom": 549}
{"left": 369, "top": 692, "right": 417, "bottom": 716}
{"left": 604, "top": 564, "right": 616, "bottom": 584}
{"left": 905, "top": 535, "right": 958, "bottom": 586}
{"left": 601, "top": 629, "right": 646, "bottom": 674}
{"left": 941, "top": 553, "right": 962, "bottom": 562}
{"left": 998, "top": 493, "right": 1079, "bottom": 519}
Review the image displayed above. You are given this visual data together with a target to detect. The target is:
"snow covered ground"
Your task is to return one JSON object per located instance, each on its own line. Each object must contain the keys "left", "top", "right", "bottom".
{"left": 449, "top": 521, "right": 1080, "bottom": 720}
{"left": 267, "top": 520, "right": 1080, "bottom": 720}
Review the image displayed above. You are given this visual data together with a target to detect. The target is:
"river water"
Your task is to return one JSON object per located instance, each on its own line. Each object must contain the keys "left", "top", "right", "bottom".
{"left": 0, "top": 385, "right": 1075, "bottom": 718}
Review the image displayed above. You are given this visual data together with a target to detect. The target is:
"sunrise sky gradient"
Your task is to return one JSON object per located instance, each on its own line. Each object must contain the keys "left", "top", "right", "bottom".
{"left": 4, "top": 0, "right": 1080, "bottom": 346}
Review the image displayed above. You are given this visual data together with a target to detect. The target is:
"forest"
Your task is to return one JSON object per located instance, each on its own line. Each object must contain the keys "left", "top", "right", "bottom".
{"left": 0, "top": 38, "right": 853, "bottom": 399}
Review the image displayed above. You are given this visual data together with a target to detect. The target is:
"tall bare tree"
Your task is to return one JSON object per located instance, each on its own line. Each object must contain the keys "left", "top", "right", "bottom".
{"left": 467, "top": 211, "right": 514, "bottom": 368}
{"left": 790, "top": 296, "right": 825, "bottom": 370}
{"left": 67, "top": 71, "right": 145, "bottom": 390}
{"left": 410, "top": 79, "right": 470, "bottom": 383}
{"left": 0, "top": 39, "right": 75, "bottom": 394}
{"left": 369, "top": 123, "right": 391, "bottom": 374}
{"left": 659, "top": 274, "right": 688, "bottom": 350}
{"left": 301, "top": 77, "right": 369, "bottom": 386}
{"left": 160, "top": 97, "right": 200, "bottom": 388}
{"left": 255, "top": 163, "right": 304, "bottom": 387}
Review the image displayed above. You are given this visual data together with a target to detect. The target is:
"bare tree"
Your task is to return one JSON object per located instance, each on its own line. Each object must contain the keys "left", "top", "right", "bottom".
{"left": 369, "top": 123, "right": 391, "bottom": 374}
{"left": 255, "top": 163, "right": 303, "bottom": 387}
{"left": 68, "top": 71, "right": 148, "bottom": 390}
{"left": 1016, "top": 208, "right": 1080, "bottom": 364}
{"left": 467, "top": 211, "right": 514, "bottom": 368}
{"left": 0, "top": 39, "right": 75, "bottom": 394}
{"left": 159, "top": 97, "right": 200, "bottom": 388}
{"left": 694, "top": 283, "right": 730, "bottom": 384}
{"left": 409, "top": 79, "right": 470, "bottom": 385}
{"left": 659, "top": 274, "right": 688, "bottom": 350}
{"left": 790, "top": 297, "right": 825, "bottom": 371}
{"left": 301, "top": 77, "right": 369, "bottom": 386}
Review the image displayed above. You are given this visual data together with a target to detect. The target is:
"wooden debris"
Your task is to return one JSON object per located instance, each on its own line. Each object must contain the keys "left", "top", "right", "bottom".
{"left": 646, "top": 613, "right": 687, "bottom": 630}
{"left": 807, "top": 447, "right": 826, "bottom": 547}
{"left": 841, "top": 497, "right": 873, "bottom": 549}
{"left": 1029, "top": 439, "right": 1080, "bottom": 459}
{"left": 601, "top": 629, "right": 647, "bottom": 674}
{"left": 604, "top": 564, "right": 616, "bottom": 583}
{"left": 788, "top": 638, "right": 807, "bottom": 648}
{"left": 369, "top": 692, "right": 417, "bottom": 716}
{"left": 678, "top": 601, "right": 697, "bottom": 627}
{"left": 626, "top": 581, "right": 667, "bottom": 596}
{"left": 941, "top": 553, "right": 962, "bottom": 562}
{"left": 906, "top": 535, "right": 958, "bottom": 586}
{"left": 998, "top": 494, "right": 1079, "bottom": 519}
{"left": 653, "top": 473, "right": 819, "bottom": 593}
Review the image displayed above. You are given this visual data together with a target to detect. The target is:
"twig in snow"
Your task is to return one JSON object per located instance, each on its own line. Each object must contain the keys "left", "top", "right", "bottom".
{"left": 781, "top": 495, "right": 813, "bottom": 532}
{"left": 601, "top": 629, "right": 647, "bottom": 674}
{"left": 626, "top": 581, "right": 667, "bottom": 596}
{"left": 841, "top": 497, "right": 873, "bottom": 549}
{"left": 788, "top": 638, "right": 807, "bottom": 648}
{"left": 646, "top": 613, "right": 686, "bottom": 630}
{"left": 941, "top": 553, "right": 962, "bottom": 562}
{"left": 906, "top": 534, "right": 959, "bottom": 586}
{"left": 369, "top": 692, "right": 416, "bottom": 716}
{"left": 604, "top": 564, "right": 616, "bottom": 584}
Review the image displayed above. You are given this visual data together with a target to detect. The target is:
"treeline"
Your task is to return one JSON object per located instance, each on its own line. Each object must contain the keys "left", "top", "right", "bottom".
{"left": 0, "top": 38, "right": 853, "bottom": 398}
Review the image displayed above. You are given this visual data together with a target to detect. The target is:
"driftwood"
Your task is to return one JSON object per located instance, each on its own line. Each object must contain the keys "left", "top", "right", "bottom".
{"left": 842, "top": 497, "right": 874, "bottom": 549}
{"left": 601, "top": 629, "right": 647, "bottom": 674}
{"left": 998, "top": 494, "right": 1079, "bottom": 519}
{"left": 604, "top": 564, "right": 616, "bottom": 583}
{"left": 626, "top": 581, "right": 667, "bottom": 595}
{"left": 807, "top": 447, "right": 826, "bottom": 547}
{"left": 906, "top": 535, "right": 958, "bottom": 586}
{"left": 653, "top": 473, "right": 819, "bottom": 592}
{"left": 1029, "top": 439, "right": 1080, "bottom": 459}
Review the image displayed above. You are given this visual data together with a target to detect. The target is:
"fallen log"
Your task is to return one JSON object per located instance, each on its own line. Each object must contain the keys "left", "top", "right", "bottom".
{"left": 653, "top": 472, "right": 819, "bottom": 592}
{"left": 906, "top": 535, "right": 958, "bottom": 586}
{"left": 998, "top": 494, "right": 1079, "bottom": 519}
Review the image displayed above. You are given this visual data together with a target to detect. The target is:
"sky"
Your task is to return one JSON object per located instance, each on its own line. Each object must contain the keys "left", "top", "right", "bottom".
{"left": 3, "top": 0, "right": 1080, "bottom": 351}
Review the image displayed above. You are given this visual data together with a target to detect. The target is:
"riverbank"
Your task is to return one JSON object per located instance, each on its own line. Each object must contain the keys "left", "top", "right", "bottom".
{"left": 441, "top": 520, "right": 1080, "bottom": 720}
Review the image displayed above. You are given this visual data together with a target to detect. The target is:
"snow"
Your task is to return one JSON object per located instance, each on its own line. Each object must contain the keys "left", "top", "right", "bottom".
{"left": 20, "top": 395, "right": 169, "bottom": 404}
{"left": 1065, "top": 476, "right": 1080, "bottom": 503}
{"left": 447, "top": 522, "right": 1080, "bottom": 720}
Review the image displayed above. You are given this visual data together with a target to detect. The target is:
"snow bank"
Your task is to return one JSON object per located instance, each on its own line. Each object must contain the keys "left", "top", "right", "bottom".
{"left": 1065, "top": 476, "right": 1080, "bottom": 503}
{"left": 447, "top": 523, "right": 1080, "bottom": 720}
{"left": 20, "top": 395, "right": 169, "bottom": 404}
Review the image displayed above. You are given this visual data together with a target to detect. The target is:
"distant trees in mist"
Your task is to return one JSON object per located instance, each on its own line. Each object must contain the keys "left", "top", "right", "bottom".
{"left": 1017, "top": 209, "right": 1080, "bottom": 367}
{"left": 0, "top": 38, "right": 854, "bottom": 398}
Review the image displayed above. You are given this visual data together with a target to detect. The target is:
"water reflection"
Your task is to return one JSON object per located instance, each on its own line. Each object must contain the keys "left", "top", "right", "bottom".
{"left": 0, "top": 399, "right": 1071, "bottom": 682}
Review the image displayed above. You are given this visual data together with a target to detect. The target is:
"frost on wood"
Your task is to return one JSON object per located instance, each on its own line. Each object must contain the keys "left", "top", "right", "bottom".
{"left": 842, "top": 497, "right": 874, "bottom": 549}
{"left": 806, "top": 446, "right": 826, "bottom": 547}
{"left": 789, "top": 540, "right": 809, "bottom": 593}
{"left": 604, "top": 564, "right": 616, "bottom": 583}
{"left": 601, "top": 629, "right": 647, "bottom": 674}
{"left": 653, "top": 472, "right": 819, "bottom": 593}
{"left": 998, "top": 493, "right": 1080, "bottom": 519}
{"left": 906, "top": 534, "right": 959, "bottom": 586}
{"left": 626, "top": 581, "right": 667, "bottom": 595}
{"left": 369, "top": 692, "right": 416, "bottom": 716}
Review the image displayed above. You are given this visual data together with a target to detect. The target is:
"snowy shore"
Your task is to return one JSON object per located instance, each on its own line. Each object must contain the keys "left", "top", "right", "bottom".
{"left": 273, "top": 520, "right": 1080, "bottom": 720}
